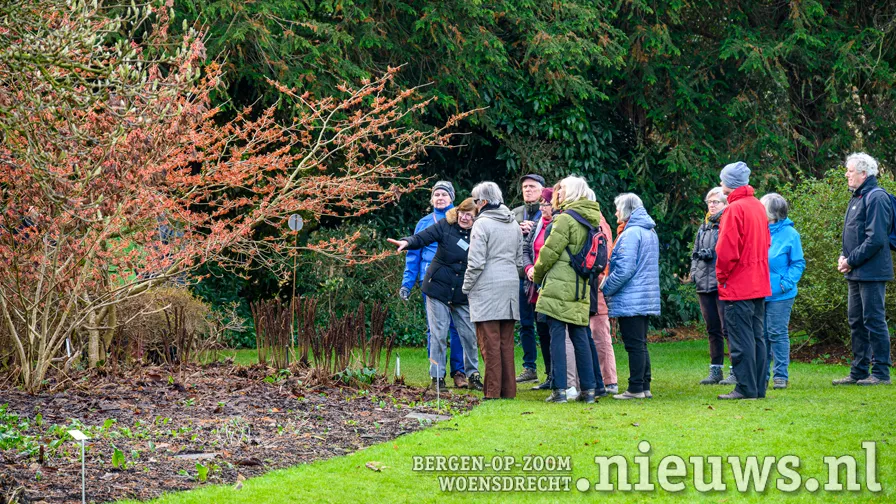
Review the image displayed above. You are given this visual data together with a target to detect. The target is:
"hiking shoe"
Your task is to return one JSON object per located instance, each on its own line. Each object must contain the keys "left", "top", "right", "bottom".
{"left": 428, "top": 377, "right": 447, "bottom": 391}
{"left": 453, "top": 373, "right": 469, "bottom": 389}
{"left": 576, "top": 389, "right": 596, "bottom": 404}
{"left": 545, "top": 389, "right": 567, "bottom": 403}
{"left": 565, "top": 386, "right": 580, "bottom": 401}
{"left": 719, "top": 368, "right": 738, "bottom": 386}
{"left": 605, "top": 383, "right": 619, "bottom": 394}
{"left": 857, "top": 376, "right": 892, "bottom": 386}
{"left": 718, "top": 389, "right": 755, "bottom": 400}
{"left": 613, "top": 391, "right": 646, "bottom": 400}
{"left": 516, "top": 368, "right": 538, "bottom": 382}
{"left": 772, "top": 378, "right": 788, "bottom": 389}
{"left": 532, "top": 377, "right": 553, "bottom": 390}
{"left": 700, "top": 365, "right": 724, "bottom": 385}
{"left": 832, "top": 376, "right": 859, "bottom": 386}
{"left": 468, "top": 373, "right": 484, "bottom": 391}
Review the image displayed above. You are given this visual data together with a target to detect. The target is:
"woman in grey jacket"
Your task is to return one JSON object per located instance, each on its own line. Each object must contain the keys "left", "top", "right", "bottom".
{"left": 690, "top": 187, "right": 733, "bottom": 385}
{"left": 462, "top": 182, "right": 525, "bottom": 399}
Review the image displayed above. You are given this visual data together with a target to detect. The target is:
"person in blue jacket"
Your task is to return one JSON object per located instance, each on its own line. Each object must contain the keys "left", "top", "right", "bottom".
{"left": 400, "top": 181, "right": 466, "bottom": 387}
{"left": 760, "top": 193, "right": 806, "bottom": 390}
{"left": 600, "top": 193, "right": 661, "bottom": 400}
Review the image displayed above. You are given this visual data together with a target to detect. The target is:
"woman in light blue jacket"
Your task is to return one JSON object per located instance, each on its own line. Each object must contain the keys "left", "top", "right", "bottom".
{"left": 760, "top": 193, "right": 805, "bottom": 390}
{"left": 600, "top": 194, "right": 661, "bottom": 400}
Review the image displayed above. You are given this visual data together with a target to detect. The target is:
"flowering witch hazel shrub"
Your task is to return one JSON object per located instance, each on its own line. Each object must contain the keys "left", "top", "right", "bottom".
{"left": 0, "top": 0, "right": 471, "bottom": 391}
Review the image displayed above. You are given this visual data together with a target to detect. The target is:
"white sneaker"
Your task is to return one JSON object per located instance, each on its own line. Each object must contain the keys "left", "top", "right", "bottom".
{"left": 565, "top": 386, "right": 579, "bottom": 401}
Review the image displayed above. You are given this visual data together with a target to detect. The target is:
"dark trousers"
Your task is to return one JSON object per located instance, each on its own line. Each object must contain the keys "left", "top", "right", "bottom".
{"left": 518, "top": 280, "right": 537, "bottom": 370}
{"left": 698, "top": 292, "right": 729, "bottom": 365}
{"left": 476, "top": 320, "right": 517, "bottom": 399}
{"left": 548, "top": 316, "right": 596, "bottom": 391}
{"left": 535, "top": 314, "right": 551, "bottom": 378}
{"left": 848, "top": 280, "right": 892, "bottom": 380}
{"left": 619, "top": 316, "right": 652, "bottom": 393}
{"left": 585, "top": 325, "right": 607, "bottom": 393}
{"left": 724, "top": 298, "right": 767, "bottom": 398}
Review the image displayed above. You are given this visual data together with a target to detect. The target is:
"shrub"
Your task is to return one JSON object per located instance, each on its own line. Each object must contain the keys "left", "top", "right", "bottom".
{"left": 296, "top": 225, "right": 428, "bottom": 347}
{"left": 115, "top": 286, "right": 225, "bottom": 364}
{"left": 782, "top": 169, "right": 896, "bottom": 344}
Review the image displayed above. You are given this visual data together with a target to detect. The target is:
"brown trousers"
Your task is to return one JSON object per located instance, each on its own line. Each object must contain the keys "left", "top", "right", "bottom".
{"left": 475, "top": 320, "right": 517, "bottom": 399}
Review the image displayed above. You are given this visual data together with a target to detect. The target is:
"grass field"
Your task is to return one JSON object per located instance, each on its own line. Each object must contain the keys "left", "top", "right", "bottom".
{"left": 123, "top": 340, "right": 895, "bottom": 503}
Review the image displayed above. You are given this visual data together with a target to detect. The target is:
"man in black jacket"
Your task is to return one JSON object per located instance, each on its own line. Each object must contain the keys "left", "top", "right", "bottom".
{"left": 834, "top": 152, "right": 893, "bottom": 386}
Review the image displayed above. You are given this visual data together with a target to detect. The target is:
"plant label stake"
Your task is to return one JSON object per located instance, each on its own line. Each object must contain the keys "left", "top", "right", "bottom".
{"left": 429, "top": 358, "right": 441, "bottom": 412}
{"left": 68, "top": 429, "right": 89, "bottom": 504}
{"left": 395, "top": 352, "right": 401, "bottom": 378}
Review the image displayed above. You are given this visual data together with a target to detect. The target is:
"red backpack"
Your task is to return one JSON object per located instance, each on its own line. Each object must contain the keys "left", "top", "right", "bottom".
{"left": 564, "top": 209, "right": 609, "bottom": 300}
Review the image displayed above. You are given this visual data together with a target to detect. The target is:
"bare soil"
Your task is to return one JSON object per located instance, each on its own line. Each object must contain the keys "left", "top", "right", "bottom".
{"left": 0, "top": 362, "right": 476, "bottom": 503}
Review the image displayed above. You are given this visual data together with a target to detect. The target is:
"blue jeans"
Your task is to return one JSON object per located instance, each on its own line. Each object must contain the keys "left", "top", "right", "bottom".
{"left": 422, "top": 293, "right": 464, "bottom": 376}
{"left": 547, "top": 316, "right": 596, "bottom": 391}
{"left": 518, "top": 280, "right": 537, "bottom": 371}
{"left": 764, "top": 298, "right": 794, "bottom": 382}
{"left": 847, "top": 281, "right": 892, "bottom": 380}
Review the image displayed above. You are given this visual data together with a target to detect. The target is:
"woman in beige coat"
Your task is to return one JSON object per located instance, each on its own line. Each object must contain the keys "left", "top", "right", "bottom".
{"left": 462, "top": 181, "right": 525, "bottom": 399}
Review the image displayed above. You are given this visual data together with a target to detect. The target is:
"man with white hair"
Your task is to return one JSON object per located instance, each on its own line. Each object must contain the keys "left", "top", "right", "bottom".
{"left": 833, "top": 152, "right": 893, "bottom": 386}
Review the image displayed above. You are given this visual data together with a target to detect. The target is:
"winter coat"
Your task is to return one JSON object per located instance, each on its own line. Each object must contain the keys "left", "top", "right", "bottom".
{"left": 589, "top": 216, "right": 614, "bottom": 317}
{"left": 401, "top": 208, "right": 472, "bottom": 305}
{"left": 766, "top": 218, "right": 806, "bottom": 302}
{"left": 462, "top": 205, "right": 524, "bottom": 322}
{"left": 715, "top": 185, "right": 772, "bottom": 301}
{"left": 522, "top": 214, "right": 550, "bottom": 301}
{"left": 601, "top": 207, "right": 661, "bottom": 318}
{"left": 401, "top": 206, "right": 453, "bottom": 290}
{"left": 842, "top": 176, "right": 894, "bottom": 282}
{"left": 512, "top": 203, "right": 542, "bottom": 225}
{"left": 690, "top": 210, "right": 724, "bottom": 294}
{"left": 532, "top": 199, "right": 604, "bottom": 326}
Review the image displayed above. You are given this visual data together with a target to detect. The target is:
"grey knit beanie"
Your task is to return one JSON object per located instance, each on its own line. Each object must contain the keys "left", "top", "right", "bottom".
{"left": 720, "top": 162, "right": 750, "bottom": 189}
{"left": 432, "top": 180, "right": 455, "bottom": 202}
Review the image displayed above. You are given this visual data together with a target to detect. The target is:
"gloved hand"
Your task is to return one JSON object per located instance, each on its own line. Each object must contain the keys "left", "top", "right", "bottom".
{"left": 399, "top": 286, "right": 411, "bottom": 301}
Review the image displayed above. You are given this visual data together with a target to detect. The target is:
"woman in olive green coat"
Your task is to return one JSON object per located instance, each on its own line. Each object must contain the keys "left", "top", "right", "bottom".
{"left": 533, "top": 176, "right": 607, "bottom": 404}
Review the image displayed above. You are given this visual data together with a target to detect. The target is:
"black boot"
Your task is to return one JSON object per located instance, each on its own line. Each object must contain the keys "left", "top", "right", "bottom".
{"left": 532, "top": 376, "right": 552, "bottom": 390}
{"left": 468, "top": 373, "right": 484, "bottom": 391}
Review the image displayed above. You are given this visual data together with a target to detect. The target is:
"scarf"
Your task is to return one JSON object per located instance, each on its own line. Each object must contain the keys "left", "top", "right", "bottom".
{"left": 616, "top": 220, "right": 626, "bottom": 237}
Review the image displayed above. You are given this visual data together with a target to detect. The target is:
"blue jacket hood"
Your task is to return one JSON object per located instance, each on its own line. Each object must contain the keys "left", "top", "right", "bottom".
{"left": 627, "top": 207, "right": 656, "bottom": 230}
{"left": 769, "top": 218, "right": 794, "bottom": 234}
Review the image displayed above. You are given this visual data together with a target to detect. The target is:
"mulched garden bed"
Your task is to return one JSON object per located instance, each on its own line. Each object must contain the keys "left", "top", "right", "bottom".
{"left": 0, "top": 361, "right": 476, "bottom": 504}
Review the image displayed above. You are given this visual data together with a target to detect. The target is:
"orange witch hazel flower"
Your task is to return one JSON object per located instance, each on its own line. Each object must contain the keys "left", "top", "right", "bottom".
{"left": 0, "top": 0, "right": 475, "bottom": 392}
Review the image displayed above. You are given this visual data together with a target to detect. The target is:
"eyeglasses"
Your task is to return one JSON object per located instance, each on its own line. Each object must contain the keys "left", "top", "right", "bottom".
{"left": 706, "top": 200, "right": 723, "bottom": 205}
{"left": 539, "top": 201, "right": 552, "bottom": 207}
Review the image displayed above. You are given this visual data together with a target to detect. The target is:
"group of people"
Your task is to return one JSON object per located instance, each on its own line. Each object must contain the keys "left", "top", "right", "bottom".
{"left": 391, "top": 175, "right": 659, "bottom": 402}
{"left": 391, "top": 151, "right": 892, "bottom": 403}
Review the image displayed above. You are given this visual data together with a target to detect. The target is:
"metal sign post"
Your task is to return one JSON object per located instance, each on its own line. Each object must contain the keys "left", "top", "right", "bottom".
{"left": 287, "top": 214, "right": 304, "bottom": 364}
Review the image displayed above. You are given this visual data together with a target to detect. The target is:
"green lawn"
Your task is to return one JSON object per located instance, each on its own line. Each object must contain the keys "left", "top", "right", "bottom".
{"left": 126, "top": 340, "right": 895, "bottom": 503}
